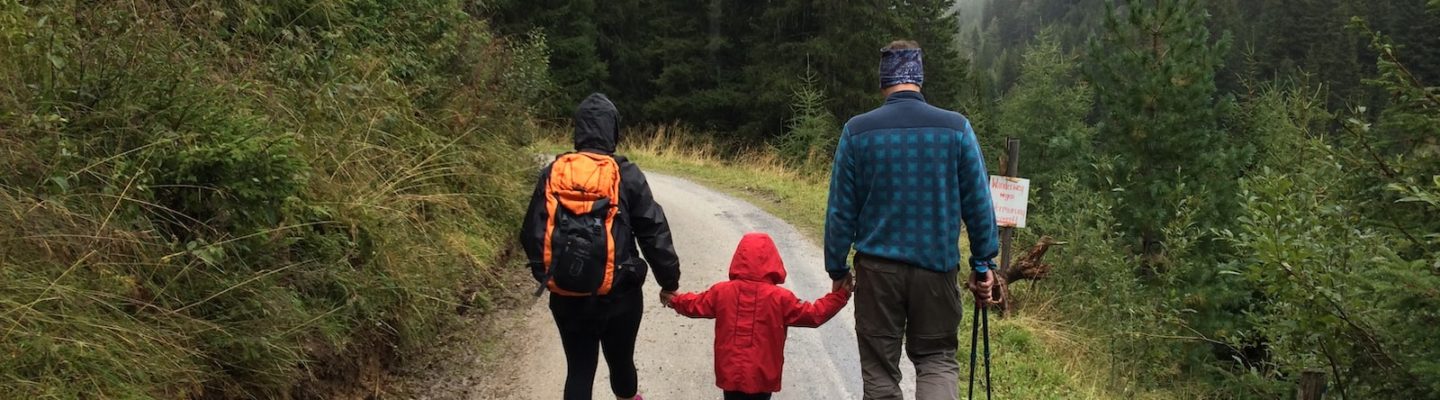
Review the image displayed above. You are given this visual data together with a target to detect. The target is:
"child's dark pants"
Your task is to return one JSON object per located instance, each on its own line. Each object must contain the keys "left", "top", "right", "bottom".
{"left": 723, "top": 391, "right": 773, "bottom": 400}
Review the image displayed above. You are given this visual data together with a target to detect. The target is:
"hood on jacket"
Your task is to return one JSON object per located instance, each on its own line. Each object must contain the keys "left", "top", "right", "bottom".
{"left": 728, "top": 232, "right": 787, "bottom": 284}
{"left": 573, "top": 93, "right": 620, "bottom": 154}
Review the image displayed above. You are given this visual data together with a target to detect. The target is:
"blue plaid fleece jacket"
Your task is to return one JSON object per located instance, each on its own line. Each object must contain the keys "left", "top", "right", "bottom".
{"left": 824, "top": 91, "right": 1000, "bottom": 279}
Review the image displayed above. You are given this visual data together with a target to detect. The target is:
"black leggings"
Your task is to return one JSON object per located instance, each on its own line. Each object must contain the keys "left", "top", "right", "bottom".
{"left": 723, "top": 391, "right": 773, "bottom": 399}
{"left": 550, "top": 290, "right": 643, "bottom": 400}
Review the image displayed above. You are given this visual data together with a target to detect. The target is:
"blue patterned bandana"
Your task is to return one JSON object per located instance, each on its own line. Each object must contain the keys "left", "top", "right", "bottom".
{"left": 879, "top": 48, "right": 924, "bottom": 89}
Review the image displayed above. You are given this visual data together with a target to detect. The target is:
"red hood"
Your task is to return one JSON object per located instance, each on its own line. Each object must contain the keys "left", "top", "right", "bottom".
{"left": 729, "top": 232, "right": 786, "bottom": 284}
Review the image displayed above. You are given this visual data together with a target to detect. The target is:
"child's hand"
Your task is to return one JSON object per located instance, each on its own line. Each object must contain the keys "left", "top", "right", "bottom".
{"left": 833, "top": 274, "right": 855, "bottom": 293}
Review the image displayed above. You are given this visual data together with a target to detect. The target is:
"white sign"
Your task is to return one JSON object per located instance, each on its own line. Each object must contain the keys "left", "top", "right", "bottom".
{"left": 989, "top": 176, "right": 1030, "bottom": 228}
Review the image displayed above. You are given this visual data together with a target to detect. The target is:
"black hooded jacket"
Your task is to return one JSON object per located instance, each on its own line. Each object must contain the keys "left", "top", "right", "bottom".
{"left": 520, "top": 93, "right": 682, "bottom": 293}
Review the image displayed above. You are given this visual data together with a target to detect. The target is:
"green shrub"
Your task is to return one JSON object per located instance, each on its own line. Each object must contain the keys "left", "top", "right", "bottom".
{"left": 1212, "top": 27, "right": 1440, "bottom": 398}
{"left": 0, "top": 0, "right": 547, "bottom": 397}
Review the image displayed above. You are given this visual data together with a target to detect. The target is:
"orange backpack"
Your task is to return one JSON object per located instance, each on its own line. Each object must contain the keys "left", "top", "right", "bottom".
{"left": 540, "top": 152, "right": 622, "bottom": 296}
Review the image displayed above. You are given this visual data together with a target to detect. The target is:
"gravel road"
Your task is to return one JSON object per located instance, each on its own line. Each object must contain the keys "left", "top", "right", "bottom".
{"left": 447, "top": 171, "right": 923, "bottom": 399}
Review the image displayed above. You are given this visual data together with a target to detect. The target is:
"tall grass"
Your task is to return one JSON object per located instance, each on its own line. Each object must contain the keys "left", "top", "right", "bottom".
{"left": 630, "top": 124, "right": 797, "bottom": 177}
{"left": 1, "top": 1, "right": 547, "bottom": 398}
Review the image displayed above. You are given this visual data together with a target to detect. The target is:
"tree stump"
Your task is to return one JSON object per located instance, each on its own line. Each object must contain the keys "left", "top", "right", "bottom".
{"left": 1297, "top": 370, "right": 1326, "bottom": 400}
{"left": 994, "top": 236, "right": 1065, "bottom": 316}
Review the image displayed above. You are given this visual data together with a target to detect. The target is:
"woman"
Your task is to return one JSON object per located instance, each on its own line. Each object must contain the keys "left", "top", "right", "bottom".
{"left": 519, "top": 93, "right": 682, "bottom": 400}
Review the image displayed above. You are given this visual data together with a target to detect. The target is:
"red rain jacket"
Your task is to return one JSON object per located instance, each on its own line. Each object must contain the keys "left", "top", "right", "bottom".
{"left": 669, "top": 232, "right": 850, "bottom": 394}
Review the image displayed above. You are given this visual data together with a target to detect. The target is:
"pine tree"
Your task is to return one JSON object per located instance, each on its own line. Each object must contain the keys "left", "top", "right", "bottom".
{"left": 595, "top": 0, "right": 663, "bottom": 116}
{"left": 997, "top": 30, "right": 1095, "bottom": 193}
{"left": 736, "top": 0, "right": 973, "bottom": 139}
{"left": 643, "top": 0, "right": 740, "bottom": 130}
{"left": 893, "top": 0, "right": 970, "bottom": 110}
{"left": 488, "top": 0, "right": 977, "bottom": 139}
{"left": 484, "top": 0, "right": 608, "bottom": 111}
{"left": 777, "top": 70, "right": 839, "bottom": 170}
{"left": 1253, "top": 0, "right": 1365, "bottom": 107}
{"left": 1086, "top": 0, "right": 1235, "bottom": 249}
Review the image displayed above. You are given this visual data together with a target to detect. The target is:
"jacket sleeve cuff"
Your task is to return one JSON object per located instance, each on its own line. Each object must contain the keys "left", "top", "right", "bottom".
{"left": 828, "top": 268, "right": 852, "bottom": 281}
{"left": 970, "top": 259, "right": 995, "bottom": 273}
{"left": 660, "top": 281, "right": 680, "bottom": 292}
{"left": 528, "top": 262, "right": 546, "bottom": 283}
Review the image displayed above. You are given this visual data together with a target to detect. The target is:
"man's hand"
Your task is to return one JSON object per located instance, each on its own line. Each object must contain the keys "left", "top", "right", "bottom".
{"left": 967, "top": 270, "right": 996, "bottom": 304}
{"left": 832, "top": 272, "right": 855, "bottom": 293}
{"left": 658, "top": 290, "right": 677, "bottom": 308}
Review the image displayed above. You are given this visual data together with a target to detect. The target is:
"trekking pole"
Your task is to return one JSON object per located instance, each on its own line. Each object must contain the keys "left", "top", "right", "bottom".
{"left": 982, "top": 302, "right": 993, "bottom": 400}
{"left": 968, "top": 300, "right": 980, "bottom": 400}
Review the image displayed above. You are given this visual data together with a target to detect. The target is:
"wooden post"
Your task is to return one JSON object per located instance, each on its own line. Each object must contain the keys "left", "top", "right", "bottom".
{"left": 995, "top": 138, "right": 1020, "bottom": 317}
{"left": 1297, "top": 370, "right": 1327, "bottom": 400}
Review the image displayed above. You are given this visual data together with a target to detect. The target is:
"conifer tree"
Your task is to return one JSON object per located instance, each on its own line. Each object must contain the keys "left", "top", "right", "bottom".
{"left": 485, "top": 0, "right": 607, "bottom": 109}
{"left": 1087, "top": 0, "right": 1234, "bottom": 248}
{"left": 998, "top": 31, "right": 1095, "bottom": 192}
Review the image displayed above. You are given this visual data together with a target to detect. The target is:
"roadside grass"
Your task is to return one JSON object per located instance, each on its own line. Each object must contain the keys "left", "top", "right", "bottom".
{"left": 538, "top": 126, "right": 1195, "bottom": 399}
{"left": 0, "top": 2, "right": 543, "bottom": 397}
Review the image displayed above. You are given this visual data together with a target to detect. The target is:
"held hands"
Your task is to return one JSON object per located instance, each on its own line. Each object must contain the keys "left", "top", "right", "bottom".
{"left": 658, "top": 290, "right": 677, "bottom": 308}
{"left": 831, "top": 273, "right": 856, "bottom": 293}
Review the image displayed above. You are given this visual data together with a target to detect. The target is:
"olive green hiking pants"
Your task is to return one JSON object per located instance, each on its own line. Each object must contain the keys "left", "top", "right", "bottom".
{"left": 854, "top": 253, "right": 964, "bottom": 400}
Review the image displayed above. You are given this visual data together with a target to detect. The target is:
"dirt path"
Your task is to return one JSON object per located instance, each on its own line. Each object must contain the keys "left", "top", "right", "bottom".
{"left": 394, "top": 172, "right": 921, "bottom": 399}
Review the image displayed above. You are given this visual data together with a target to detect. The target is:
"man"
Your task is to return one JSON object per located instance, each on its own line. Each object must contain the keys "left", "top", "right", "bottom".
{"left": 520, "top": 93, "right": 681, "bottom": 400}
{"left": 824, "top": 40, "right": 1000, "bottom": 400}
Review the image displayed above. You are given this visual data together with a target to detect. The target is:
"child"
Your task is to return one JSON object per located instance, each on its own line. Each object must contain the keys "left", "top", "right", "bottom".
{"left": 667, "top": 232, "right": 852, "bottom": 400}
